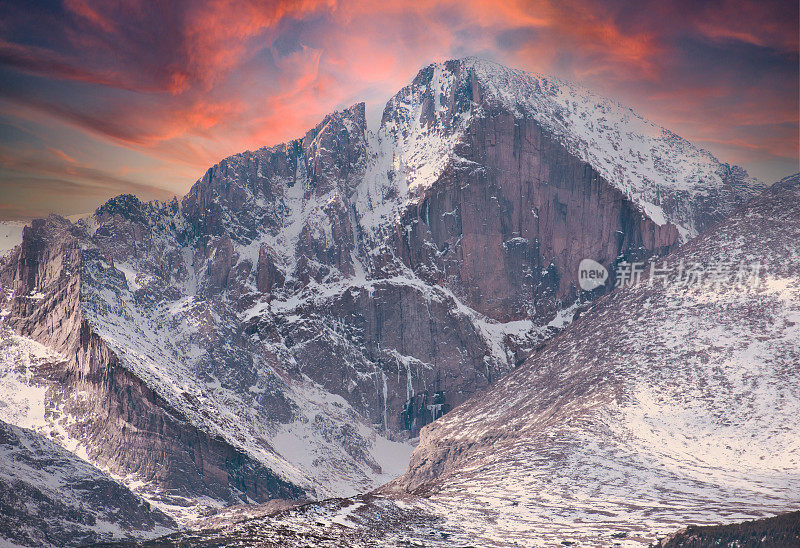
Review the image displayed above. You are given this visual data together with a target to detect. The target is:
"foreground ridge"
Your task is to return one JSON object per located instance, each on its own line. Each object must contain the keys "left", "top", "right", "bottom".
{"left": 383, "top": 174, "right": 800, "bottom": 545}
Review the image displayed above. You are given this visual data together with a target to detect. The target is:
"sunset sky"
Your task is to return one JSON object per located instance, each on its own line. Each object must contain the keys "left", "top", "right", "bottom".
{"left": 0, "top": 0, "right": 797, "bottom": 219}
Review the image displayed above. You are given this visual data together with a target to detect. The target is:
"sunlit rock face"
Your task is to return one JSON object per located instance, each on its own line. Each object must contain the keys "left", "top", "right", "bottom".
{"left": 0, "top": 58, "right": 764, "bottom": 525}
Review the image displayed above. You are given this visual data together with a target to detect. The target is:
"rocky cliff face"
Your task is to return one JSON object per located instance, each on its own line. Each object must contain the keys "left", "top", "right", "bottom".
{"left": 0, "top": 58, "right": 764, "bottom": 523}
{"left": 383, "top": 176, "right": 800, "bottom": 546}
{"left": 392, "top": 106, "right": 679, "bottom": 320}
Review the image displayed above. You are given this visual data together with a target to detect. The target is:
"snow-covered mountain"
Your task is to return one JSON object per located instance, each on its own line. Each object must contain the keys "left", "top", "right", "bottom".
{"left": 452, "top": 58, "right": 762, "bottom": 240}
{"left": 138, "top": 176, "right": 799, "bottom": 548}
{"left": 0, "top": 58, "right": 765, "bottom": 531}
{"left": 383, "top": 174, "right": 800, "bottom": 546}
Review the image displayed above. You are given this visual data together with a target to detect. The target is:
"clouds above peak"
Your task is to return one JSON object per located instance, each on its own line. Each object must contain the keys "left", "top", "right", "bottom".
{"left": 0, "top": 0, "right": 796, "bottom": 219}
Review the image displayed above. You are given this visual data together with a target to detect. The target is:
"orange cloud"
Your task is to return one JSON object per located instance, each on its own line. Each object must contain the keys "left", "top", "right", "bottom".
{"left": 0, "top": 0, "right": 796, "bottom": 220}
{"left": 46, "top": 147, "right": 78, "bottom": 164}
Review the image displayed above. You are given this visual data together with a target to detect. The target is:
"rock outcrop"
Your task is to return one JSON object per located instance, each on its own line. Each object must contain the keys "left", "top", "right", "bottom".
{"left": 0, "top": 418, "right": 176, "bottom": 547}
{"left": 1, "top": 218, "right": 304, "bottom": 506}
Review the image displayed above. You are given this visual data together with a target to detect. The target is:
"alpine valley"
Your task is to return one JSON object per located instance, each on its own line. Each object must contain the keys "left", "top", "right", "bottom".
{"left": 0, "top": 58, "right": 794, "bottom": 547}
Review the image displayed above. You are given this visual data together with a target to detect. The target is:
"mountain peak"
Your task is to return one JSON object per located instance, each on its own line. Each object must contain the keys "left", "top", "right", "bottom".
{"left": 399, "top": 57, "right": 764, "bottom": 238}
{"left": 0, "top": 57, "right": 777, "bottom": 540}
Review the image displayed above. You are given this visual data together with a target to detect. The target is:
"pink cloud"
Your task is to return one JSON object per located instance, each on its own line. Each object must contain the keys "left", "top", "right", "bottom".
{"left": 0, "top": 0, "right": 795, "bottom": 219}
